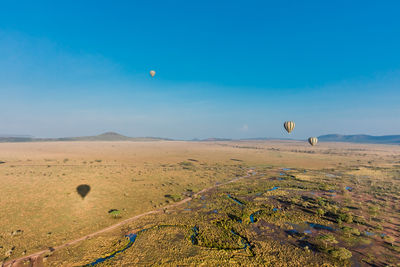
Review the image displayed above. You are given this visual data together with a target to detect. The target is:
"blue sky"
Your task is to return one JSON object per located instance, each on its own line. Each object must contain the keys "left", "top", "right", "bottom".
{"left": 0, "top": 0, "right": 399, "bottom": 139}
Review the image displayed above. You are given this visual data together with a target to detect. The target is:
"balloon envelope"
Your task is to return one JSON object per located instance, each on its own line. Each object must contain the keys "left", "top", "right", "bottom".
{"left": 308, "top": 137, "right": 318, "bottom": 146}
{"left": 77, "top": 184, "right": 91, "bottom": 199}
{"left": 284, "top": 121, "right": 295, "bottom": 134}
{"left": 150, "top": 70, "right": 156, "bottom": 77}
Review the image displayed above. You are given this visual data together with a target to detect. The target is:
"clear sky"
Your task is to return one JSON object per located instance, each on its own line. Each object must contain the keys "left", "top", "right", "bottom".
{"left": 1, "top": 0, "right": 399, "bottom": 139}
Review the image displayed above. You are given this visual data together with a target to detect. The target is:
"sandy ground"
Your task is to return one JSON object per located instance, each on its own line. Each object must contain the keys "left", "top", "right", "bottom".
{"left": 1, "top": 140, "right": 399, "bottom": 265}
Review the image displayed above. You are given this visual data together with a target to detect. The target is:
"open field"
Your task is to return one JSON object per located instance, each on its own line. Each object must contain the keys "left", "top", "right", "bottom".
{"left": 1, "top": 141, "right": 400, "bottom": 266}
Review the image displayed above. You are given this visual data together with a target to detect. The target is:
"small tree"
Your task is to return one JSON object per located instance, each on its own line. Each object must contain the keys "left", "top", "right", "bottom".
{"left": 338, "top": 212, "right": 353, "bottom": 223}
{"left": 109, "top": 209, "right": 121, "bottom": 218}
{"left": 317, "top": 234, "right": 338, "bottom": 250}
{"left": 345, "top": 213, "right": 353, "bottom": 223}
{"left": 368, "top": 205, "right": 379, "bottom": 217}
{"left": 316, "top": 208, "right": 325, "bottom": 217}
{"left": 383, "top": 235, "right": 395, "bottom": 246}
{"left": 330, "top": 247, "right": 352, "bottom": 261}
{"left": 341, "top": 226, "right": 360, "bottom": 238}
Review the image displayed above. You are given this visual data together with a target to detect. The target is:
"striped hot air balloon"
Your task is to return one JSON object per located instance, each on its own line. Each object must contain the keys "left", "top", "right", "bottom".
{"left": 284, "top": 121, "right": 295, "bottom": 134}
{"left": 150, "top": 70, "right": 156, "bottom": 77}
{"left": 308, "top": 137, "right": 318, "bottom": 146}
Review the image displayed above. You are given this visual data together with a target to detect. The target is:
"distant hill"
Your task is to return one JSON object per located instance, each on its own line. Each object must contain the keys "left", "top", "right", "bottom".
{"left": 200, "top": 138, "right": 232, "bottom": 141}
{"left": 240, "top": 137, "right": 294, "bottom": 141}
{"left": 0, "top": 137, "right": 35, "bottom": 142}
{"left": 0, "top": 132, "right": 171, "bottom": 143}
{"left": 67, "top": 132, "right": 140, "bottom": 141}
{"left": 0, "top": 134, "right": 32, "bottom": 138}
{"left": 318, "top": 134, "right": 400, "bottom": 144}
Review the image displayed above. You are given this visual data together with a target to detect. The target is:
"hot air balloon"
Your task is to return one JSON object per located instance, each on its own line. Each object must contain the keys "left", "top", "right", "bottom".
{"left": 150, "top": 70, "right": 156, "bottom": 78}
{"left": 76, "top": 184, "right": 91, "bottom": 199}
{"left": 284, "top": 121, "right": 295, "bottom": 134}
{"left": 308, "top": 137, "right": 318, "bottom": 146}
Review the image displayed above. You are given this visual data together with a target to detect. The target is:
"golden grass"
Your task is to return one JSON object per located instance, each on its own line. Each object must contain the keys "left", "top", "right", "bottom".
{"left": 1, "top": 140, "right": 399, "bottom": 264}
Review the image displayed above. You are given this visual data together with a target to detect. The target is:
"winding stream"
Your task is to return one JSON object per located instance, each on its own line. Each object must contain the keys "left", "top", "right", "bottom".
{"left": 84, "top": 233, "right": 138, "bottom": 266}
{"left": 226, "top": 194, "right": 244, "bottom": 205}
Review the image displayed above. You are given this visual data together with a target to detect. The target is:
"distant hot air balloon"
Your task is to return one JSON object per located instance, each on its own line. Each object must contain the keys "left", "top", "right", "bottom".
{"left": 308, "top": 137, "right": 318, "bottom": 146}
{"left": 150, "top": 70, "right": 156, "bottom": 78}
{"left": 76, "top": 184, "right": 91, "bottom": 199}
{"left": 284, "top": 121, "right": 295, "bottom": 134}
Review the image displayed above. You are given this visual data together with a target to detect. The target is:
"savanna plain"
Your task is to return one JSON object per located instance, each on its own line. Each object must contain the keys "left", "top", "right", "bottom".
{"left": 1, "top": 141, "right": 399, "bottom": 266}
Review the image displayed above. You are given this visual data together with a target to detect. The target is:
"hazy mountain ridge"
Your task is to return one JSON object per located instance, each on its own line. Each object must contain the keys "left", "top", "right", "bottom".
{"left": 0, "top": 132, "right": 171, "bottom": 142}
{"left": 318, "top": 134, "right": 400, "bottom": 144}
{"left": 198, "top": 138, "right": 233, "bottom": 141}
{"left": 1, "top": 132, "right": 399, "bottom": 144}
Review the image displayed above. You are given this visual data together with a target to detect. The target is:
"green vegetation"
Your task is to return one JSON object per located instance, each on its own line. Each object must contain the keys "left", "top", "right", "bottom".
{"left": 164, "top": 194, "right": 182, "bottom": 202}
{"left": 109, "top": 209, "right": 121, "bottom": 218}
{"left": 329, "top": 247, "right": 352, "bottom": 261}
{"left": 178, "top": 161, "right": 195, "bottom": 170}
{"left": 316, "top": 234, "right": 338, "bottom": 250}
{"left": 383, "top": 235, "right": 395, "bottom": 246}
{"left": 316, "top": 208, "right": 325, "bottom": 217}
{"left": 341, "top": 226, "right": 360, "bottom": 238}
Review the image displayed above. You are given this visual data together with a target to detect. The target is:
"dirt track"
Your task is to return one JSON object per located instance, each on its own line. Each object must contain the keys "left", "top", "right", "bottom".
{"left": 2, "top": 170, "right": 254, "bottom": 267}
